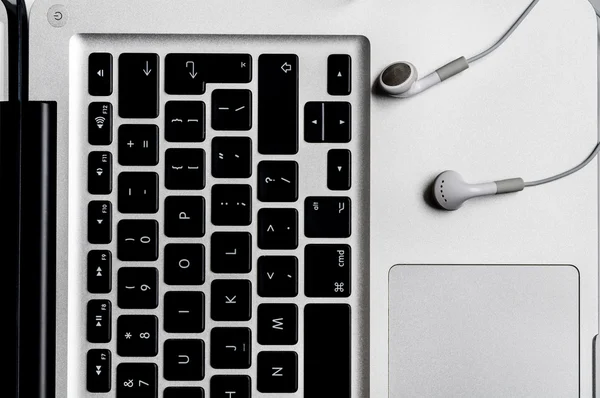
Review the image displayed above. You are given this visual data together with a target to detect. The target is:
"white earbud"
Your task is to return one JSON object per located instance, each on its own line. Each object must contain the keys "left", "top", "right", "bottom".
{"left": 378, "top": 57, "right": 469, "bottom": 98}
{"left": 432, "top": 171, "right": 525, "bottom": 211}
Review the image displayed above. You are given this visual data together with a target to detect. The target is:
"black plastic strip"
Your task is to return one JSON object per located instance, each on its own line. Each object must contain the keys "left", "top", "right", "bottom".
{"left": 1, "top": 0, "right": 28, "bottom": 101}
{"left": 0, "top": 100, "right": 21, "bottom": 397}
{"left": 18, "top": 101, "right": 57, "bottom": 398}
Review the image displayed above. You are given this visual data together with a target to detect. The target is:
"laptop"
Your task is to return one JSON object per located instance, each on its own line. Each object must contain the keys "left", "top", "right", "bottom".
{"left": 3, "top": 0, "right": 599, "bottom": 397}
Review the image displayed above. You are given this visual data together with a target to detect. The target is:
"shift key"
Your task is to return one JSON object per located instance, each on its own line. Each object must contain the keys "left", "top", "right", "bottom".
{"left": 119, "top": 53, "right": 159, "bottom": 118}
{"left": 258, "top": 54, "right": 298, "bottom": 154}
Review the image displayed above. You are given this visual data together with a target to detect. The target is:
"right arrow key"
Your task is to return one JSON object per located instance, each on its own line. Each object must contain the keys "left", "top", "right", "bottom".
{"left": 328, "top": 149, "right": 352, "bottom": 191}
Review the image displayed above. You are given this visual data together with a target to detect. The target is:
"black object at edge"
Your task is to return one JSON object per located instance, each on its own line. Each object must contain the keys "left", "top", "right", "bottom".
{"left": 2, "top": 101, "right": 58, "bottom": 398}
{"left": 2, "top": 1, "right": 55, "bottom": 397}
{"left": 19, "top": 101, "right": 57, "bottom": 398}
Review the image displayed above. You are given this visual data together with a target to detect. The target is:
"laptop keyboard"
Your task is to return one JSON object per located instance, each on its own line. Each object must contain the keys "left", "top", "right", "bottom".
{"left": 79, "top": 35, "right": 368, "bottom": 398}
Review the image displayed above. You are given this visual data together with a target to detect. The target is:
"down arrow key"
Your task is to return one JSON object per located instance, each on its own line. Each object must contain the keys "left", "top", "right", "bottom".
{"left": 327, "top": 149, "right": 351, "bottom": 191}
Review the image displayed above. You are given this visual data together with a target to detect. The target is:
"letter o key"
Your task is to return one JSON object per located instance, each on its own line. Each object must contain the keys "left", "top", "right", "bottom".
{"left": 179, "top": 259, "right": 190, "bottom": 269}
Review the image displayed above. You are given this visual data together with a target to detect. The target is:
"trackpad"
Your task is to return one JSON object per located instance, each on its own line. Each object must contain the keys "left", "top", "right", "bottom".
{"left": 388, "top": 265, "right": 579, "bottom": 397}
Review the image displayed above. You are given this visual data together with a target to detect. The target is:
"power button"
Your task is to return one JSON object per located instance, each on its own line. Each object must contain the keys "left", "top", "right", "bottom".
{"left": 47, "top": 4, "right": 68, "bottom": 28}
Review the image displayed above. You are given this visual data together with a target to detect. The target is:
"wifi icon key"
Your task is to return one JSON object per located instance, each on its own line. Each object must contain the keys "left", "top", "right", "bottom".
{"left": 89, "top": 102, "right": 113, "bottom": 145}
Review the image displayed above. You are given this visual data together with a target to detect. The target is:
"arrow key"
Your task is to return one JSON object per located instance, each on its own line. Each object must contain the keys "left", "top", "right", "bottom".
{"left": 328, "top": 54, "right": 352, "bottom": 96}
{"left": 327, "top": 149, "right": 352, "bottom": 191}
{"left": 325, "top": 102, "right": 351, "bottom": 143}
{"left": 304, "top": 102, "right": 324, "bottom": 142}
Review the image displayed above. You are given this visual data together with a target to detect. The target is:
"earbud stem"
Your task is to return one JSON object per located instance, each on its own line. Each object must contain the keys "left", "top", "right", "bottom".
{"left": 494, "top": 178, "right": 525, "bottom": 194}
{"left": 393, "top": 57, "right": 470, "bottom": 98}
{"left": 392, "top": 72, "right": 441, "bottom": 98}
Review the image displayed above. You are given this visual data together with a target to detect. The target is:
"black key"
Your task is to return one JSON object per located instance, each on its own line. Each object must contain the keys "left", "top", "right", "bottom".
{"left": 325, "top": 102, "right": 351, "bottom": 143}
{"left": 257, "top": 161, "right": 298, "bottom": 202}
{"left": 305, "top": 245, "right": 351, "bottom": 298}
{"left": 87, "top": 349, "right": 111, "bottom": 393}
{"left": 87, "top": 300, "right": 111, "bottom": 343}
{"left": 166, "top": 101, "right": 206, "bottom": 142}
{"left": 211, "top": 185, "right": 252, "bottom": 226}
{"left": 258, "top": 304, "right": 298, "bottom": 345}
{"left": 257, "top": 256, "right": 298, "bottom": 298}
{"left": 211, "top": 280, "right": 251, "bottom": 321}
{"left": 118, "top": 268, "right": 158, "bottom": 309}
{"left": 258, "top": 208, "right": 298, "bottom": 250}
{"left": 88, "top": 250, "right": 112, "bottom": 294}
{"left": 165, "top": 53, "right": 252, "bottom": 95}
{"left": 211, "top": 137, "right": 252, "bottom": 178}
{"left": 210, "top": 376, "right": 250, "bottom": 398}
{"left": 118, "top": 125, "right": 159, "bottom": 166}
{"left": 212, "top": 89, "right": 252, "bottom": 131}
{"left": 210, "top": 328, "right": 251, "bottom": 369}
{"left": 165, "top": 387, "right": 205, "bottom": 398}
{"left": 258, "top": 54, "right": 299, "bottom": 154}
{"left": 88, "top": 201, "right": 112, "bottom": 244}
{"left": 117, "top": 315, "right": 158, "bottom": 357}
{"left": 328, "top": 54, "right": 352, "bottom": 96}
{"left": 211, "top": 232, "right": 251, "bottom": 274}
{"left": 118, "top": 172, "right": 159, "bottom": 214}
{"left": 165, "top": 149, "right": 206, "bottom": 190}
{"left": 305, "top": 197, "right": 351, "bottom": 238}
{"left": 304, "top": 102, "right": 325, "bottom": 143}
{"left": 305, "top": 304, "right": 351, "bottom": 397}
{"left": 165, "top": 292, "right": 205, "bottom": 333}
{"left": 89, "top": 53, "right": 112, "bottom": 96}
{"left": 328, "top": 150, "right": 352, "bottom": 190}
{"left": 257, "top": 351, "right": 298, "bottom": 393}
{"left": 165, "top": 196, "right": 206, "bottom": 238}
{"left": 304, "top": 102, "right": 351, "bottom": 143}
{"left": 117, "top": 220, "right": 159, "bottom": 261}
{"left": 89, "top": 102, "right": 113, "bottom": 145}
{"left": 118, "top": 53, "right": 159, "bottom": 118}
{"left": 165, "top": 244, "right": 205, "bottom": 285}
{"left": 164, "top": 340, "right": 205, "bottom": 381}
{"left": 116, "top": 363, "right": 157, "bottom": 398}
{"left": 88, "top": 152, "right": 112, "bottom": 194}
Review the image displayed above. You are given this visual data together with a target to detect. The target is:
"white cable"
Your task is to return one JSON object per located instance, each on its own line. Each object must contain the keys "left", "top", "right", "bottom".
{"left": 467, "top": 0, "right": 541, "bottom": 63}
{"left": 524, "top": 142, "right": 600, "bottom": 187}
{"left": 464, "top": 0, "right": 600, "bottom": 188}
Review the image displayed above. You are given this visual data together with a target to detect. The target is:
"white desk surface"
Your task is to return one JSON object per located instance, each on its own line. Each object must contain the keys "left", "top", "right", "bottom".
{"left": 26, "top": 0, "right": 599, "bottom": 396}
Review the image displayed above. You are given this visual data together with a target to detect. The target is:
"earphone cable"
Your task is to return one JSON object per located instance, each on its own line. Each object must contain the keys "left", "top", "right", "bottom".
{"left": 524, "top": 141, "right": 600, "bottom": 187}
{"left": 467, "top": 0, "right": 541, "bottom": 64}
